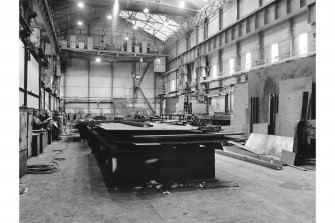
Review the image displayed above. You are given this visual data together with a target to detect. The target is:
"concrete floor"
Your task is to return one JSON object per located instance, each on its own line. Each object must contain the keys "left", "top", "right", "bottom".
{"left": 20, "top": 137, "right": 315, "bottom": 223}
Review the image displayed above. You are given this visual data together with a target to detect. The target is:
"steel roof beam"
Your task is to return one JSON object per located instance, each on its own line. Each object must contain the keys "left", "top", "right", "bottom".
{"left": 58, "top": 0, "right": 197, "bottom": 17}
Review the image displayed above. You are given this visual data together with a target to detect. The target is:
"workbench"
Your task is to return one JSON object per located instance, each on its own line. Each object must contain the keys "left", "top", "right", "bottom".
{"left": 79, "top": 121, "right": 242, "bottom": 186}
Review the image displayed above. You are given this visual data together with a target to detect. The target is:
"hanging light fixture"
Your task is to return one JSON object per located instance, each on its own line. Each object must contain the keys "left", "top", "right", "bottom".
{"left": 96, "top": 57, "right": 101, "bottom": 63}
{"left": 107, "top": 15, "right": 112, "bottom": 20}
{"left": 140, "top": 57, "right": 143, "bottom": 63}
{"left": 144, "top": 1, "right": 149, "bottom": 13}
{"left": 125, "top": 36, "right": 129, "bottom": 41}
{"left": 77, "top": 21, "right": 83, "bottom": 26}
{"left": 133, "top": 25, "right": 138, "bottom": 30}
{"left": 179, "top": 1, "right": 185, "bottom": 8}
{"left": 78, "top": 2, "right": 84, "bottom": 8}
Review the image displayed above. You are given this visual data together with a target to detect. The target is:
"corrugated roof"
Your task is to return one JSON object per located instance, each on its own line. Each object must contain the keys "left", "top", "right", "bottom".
{"left": 119, "top": 0, "right": 212, "bottom": 41}
{"left": 120, "top": 11, "right": 181, "bottom": 41}
{"left": 185, "top": 0, "right": 209, "bottom": 9}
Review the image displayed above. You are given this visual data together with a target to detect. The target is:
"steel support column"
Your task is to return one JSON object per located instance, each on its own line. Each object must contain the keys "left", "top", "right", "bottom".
{"left": 236, "top": 42, "right": 241, "bottom": 72}
{"left": 39, "top": 64, "right": 42, "bottom": 109}
{"left": 258, "top": 31, "right": 264, "bottom": 65}
{"left": 111, "top": 62, "right": 114, "bottom": 114}
{"left": 289, "top": 18, "right": 295, "bottom": 57}
{"left": 24, "top": 47, "right": 28, "bottom": 107}
{"left": 237, "top": 0, "right": 241, "bottom": 20}
{"left": 88, "top": 59, "right": 91, "bottom": 113}
{"left": 219, "top": 8, "right": 223, "bottom": 30}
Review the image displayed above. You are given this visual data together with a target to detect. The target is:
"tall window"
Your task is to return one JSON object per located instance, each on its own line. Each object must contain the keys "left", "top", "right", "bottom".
{"left": 192, "top": 67, "right": 196, "bottom": 83}
{"left": 298, "top": 33, "right": 308, "bottom": 56}
{"left": 245, "top": 52, "right": 252, "bottom": 70}
{"left": 271, "top": 43, "right": 279, "bottom": 62}
{"left": 170, "top": 79, "right": 176, "bottom": 92}
{"left": 201, "top": 67, "right": 206, "bottom": 78}
{"left": 212, "top": 65, "right": 218, "bottom": 79}
{"left": 229, "top": 58, "right": 235, "bottom": 75}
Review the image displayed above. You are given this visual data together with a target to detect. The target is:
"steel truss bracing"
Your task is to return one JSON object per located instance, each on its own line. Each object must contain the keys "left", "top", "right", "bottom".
{"left": 119, "top": 11, "right": 182, "bottom": 41}
{"left": 164, "top": 0, "right": 233, "bottom": 50}
{"left": 34, "top": 0, "right": 60, "bottom": 55}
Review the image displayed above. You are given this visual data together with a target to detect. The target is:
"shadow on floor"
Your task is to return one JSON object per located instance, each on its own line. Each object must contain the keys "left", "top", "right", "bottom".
{"left": 296, "top": 158, "right": 316, "bottom": 171}
{"left": 86, "top": 150, "right": 239, "bottom": 197}
{"left": 63, "top": 135, "right": 82, "bottom": 143}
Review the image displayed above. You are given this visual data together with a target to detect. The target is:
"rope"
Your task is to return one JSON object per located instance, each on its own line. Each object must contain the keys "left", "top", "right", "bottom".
{"left": 27, "top": 144, "right": 70, "bottom": 174}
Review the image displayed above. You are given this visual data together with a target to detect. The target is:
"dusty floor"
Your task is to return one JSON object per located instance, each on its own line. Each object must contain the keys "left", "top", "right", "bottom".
{"left": 20, "top": 136, "right": 315, "bottom": 223}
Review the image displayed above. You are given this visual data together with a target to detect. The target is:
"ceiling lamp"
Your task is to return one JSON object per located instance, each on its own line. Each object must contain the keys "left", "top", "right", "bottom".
{"left": 77, "top": 21, "right": 83, "bottom": 26}
{"left": 96, "top": 57, "right": 101, "bottom": 63}
{"left": 107, "top": 15, "right": 112, "bottom": 20}
{"left": 144, "top": 7, "right": 149, "bottom": 13}
{"left": 179, "top": 1, "right": 185, "bottom": 8}
{"left": 133, "top": 25, "right": 138, "bottom": 30}
{"left": 78, "top": 2, "right": 84, "bottom": 8}
{"left": 140, "top": 57, "right": 143, "bottom": 63}
{"left": 125, "top": 36, "right": 129, "bottom": 41}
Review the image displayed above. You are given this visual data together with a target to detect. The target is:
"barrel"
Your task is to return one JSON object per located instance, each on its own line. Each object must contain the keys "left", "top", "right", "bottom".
{"left": 56, "top": 115, "right": 64, "bottom": 135}
{"left": 32, "top": 133, "right": 40, "bottom": 157}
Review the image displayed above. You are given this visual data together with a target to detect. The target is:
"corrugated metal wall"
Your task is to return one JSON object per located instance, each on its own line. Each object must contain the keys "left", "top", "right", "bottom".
{"left": 222, "top": 0, "right": 237, "bottom": 29}
{"left": 62, "top": 58, "right": 160, "bottom": 116}
{"left": 208, "top": 15, "right": 220, "bottom": 37}
{"left": 240, "top": 35, "right": 259, "bottom": 70}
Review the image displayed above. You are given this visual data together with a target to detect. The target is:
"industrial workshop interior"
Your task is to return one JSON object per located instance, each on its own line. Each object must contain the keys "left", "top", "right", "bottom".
{"left": 17, "top": 0, "right": 317, "bottom": 222}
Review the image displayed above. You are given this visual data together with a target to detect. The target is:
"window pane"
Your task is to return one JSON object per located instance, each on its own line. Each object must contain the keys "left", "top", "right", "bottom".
{"left": 212, "top": 65, "right": 218, "bottom": 79}
{"left": 170, "top": 79, "right": 176, "bottom": 92}
{"left": 271, "top": 43, "right": 279, "bottom": 62}
{"left": 45, "top": 92, "right": 49, "bottom": 110}
{"left": 192, "top": 68, "right": 196, "bottom": 83}
{"left": 27, "top": 54, "right": 40, "bottom": 94}
{"left": 201, "top": 67, "right": 206, "bottom": 78}
{"left": 245, "top": 52, "right": 251, "bottom": 70}
{"left": 19, "top": 40, "right": 25, "bottom": 88}
{"left": 298, "top": 33, "right": 308, "bottom": 55}
{"left": 229, "top": 58, "right": 235, "bottom": 74}
{"left": 20, "top": 91, "right": 25, "bottom": 107}
{"left": 27, "top": 95, "right": 39, "bottom": 109}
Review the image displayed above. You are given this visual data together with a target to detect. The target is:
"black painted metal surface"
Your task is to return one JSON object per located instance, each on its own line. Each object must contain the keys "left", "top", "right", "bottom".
{"left": 77, "top": 122, "right": 239, "bottom": 186}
